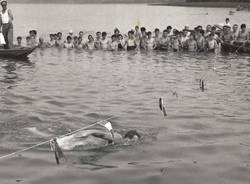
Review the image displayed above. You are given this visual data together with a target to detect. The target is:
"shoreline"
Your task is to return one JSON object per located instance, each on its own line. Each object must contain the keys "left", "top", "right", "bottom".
{"left": 148, "top": 2, "right": 250, "bottom": 8}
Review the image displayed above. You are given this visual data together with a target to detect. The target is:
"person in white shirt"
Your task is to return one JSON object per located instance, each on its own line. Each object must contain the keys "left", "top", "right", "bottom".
{"left": 0, "top": 0, "right": 13, "bottom": 49}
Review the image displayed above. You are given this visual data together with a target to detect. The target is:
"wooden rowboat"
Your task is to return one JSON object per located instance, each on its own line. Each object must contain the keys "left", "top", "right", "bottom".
{"left": 0, "top": 46, "right": 37, "bottom": 58}
{"left": 221, "top": 42, "right": 250, "bottom": 54}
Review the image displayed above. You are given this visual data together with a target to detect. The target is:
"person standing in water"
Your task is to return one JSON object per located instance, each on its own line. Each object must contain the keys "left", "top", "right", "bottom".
{"left": 0, "top": 0, "right": 13, "bottom": 49}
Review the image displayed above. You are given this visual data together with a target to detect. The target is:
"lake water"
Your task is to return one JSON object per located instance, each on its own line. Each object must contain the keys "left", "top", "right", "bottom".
{"left": 0, "top": 3, "right": 250, "bottom": 184}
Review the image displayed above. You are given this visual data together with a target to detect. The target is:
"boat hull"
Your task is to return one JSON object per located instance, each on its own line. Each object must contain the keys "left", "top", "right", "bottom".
{"left": 0, "top": 46, "right": 37, "bottom": 58}
{"left": 221, "top": 42, "right": 250, "bottom": 54}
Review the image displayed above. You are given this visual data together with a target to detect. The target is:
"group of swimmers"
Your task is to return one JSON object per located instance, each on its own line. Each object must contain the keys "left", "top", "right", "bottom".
{"left": 15, "top": 18, "right": 250, "bottom": 53}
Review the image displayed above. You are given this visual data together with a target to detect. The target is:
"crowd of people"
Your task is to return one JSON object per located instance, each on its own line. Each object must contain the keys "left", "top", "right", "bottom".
{"left": 15, "top": 18, "right": 249, "bottom": 53}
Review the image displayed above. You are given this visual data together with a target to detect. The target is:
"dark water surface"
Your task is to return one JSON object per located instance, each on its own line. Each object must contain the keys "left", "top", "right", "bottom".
{"left": 0, "top": 3, "right": 250, "bottom": 184}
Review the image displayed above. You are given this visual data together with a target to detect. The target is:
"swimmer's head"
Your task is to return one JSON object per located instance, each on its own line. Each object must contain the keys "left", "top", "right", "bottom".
{"left": 124, "top": 130, "right": 141, "bottom": 141}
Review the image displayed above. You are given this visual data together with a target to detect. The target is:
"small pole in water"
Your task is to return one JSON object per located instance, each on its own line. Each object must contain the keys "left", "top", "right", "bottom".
{"left": 159, "top": 98, "right": 163, "bottom": 111}
{"left": 159, "top": 98, "right": 167, "bottom": 117}
{"left": 200, "top": 79, "right": 205, "bottom": 92}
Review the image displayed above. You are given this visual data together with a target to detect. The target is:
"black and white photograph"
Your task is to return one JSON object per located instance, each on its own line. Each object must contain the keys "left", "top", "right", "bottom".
{"left": 0, "top": 0, "right": 250, "bottom": 183}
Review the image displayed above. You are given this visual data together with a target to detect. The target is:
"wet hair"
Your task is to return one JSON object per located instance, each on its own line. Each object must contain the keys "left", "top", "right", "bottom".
{"left": 88, "top": 34, "right": 93, "bottom": 40}
{"left": 114, "top": 28, "right": 120, "bottom": 34}
{"left": 197, "top": 25, "right": 202, "bottom": 28}
{"left": 102, "top": 32, "right": 107, "bottom": 37}
{"left": 241, "top": 24, "right": 246, "bottom": 29}
{"left": 66, "top": 36, "right": 72, "bottom": 40}
{"left": 140, "top": 27, "right": 146, "bottom": 32}
{"left": 211, "top": 26, "right": 216, "bottom": 31}
{"left": 128, "top": 30, "right": 134, "bottom": 35}
{"left": 124, "top": 130, "right": 141, "bottom": 139}
{"left": 32, "top": 30, "right": 37, "bottom": 35}
{"left": 17, "top": 36, "right": 22, "bottom": 40}
{"left": 167, "top": 26, "right": 172, "bottom": 30}
{"left": 154, "top": 28, "right": 160, "bottom": 32}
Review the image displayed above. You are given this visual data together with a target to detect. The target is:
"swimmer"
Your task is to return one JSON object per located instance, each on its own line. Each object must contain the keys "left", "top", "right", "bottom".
{"left": 38, "top": 37, "right": 48, "bottom": 48}
{"left": 73, "top": 36, "right": 78, "bottom": 48}
{"left": 114, "top": 28, "right": 120, "bottom": 40}
{"left": 79, "top": 31, "right": 84, "bottom": 39}
{"left": 26, "top": 36, "right": 31, "bottom": 47}
{"left": 153, "top": 28, "right": 161, "bottom": 49}
{"left": 107, "top": 34, "right": 118, "bottom": 51}
{"left": 140, "top": 27, "right": 147, "bottom": 50}
{"left": 206, "top": 33, "right": 218, "bottom": 53}
{"left": 16, "top": 36, "right": 22, "bottom": 47}
{"left": 124, "top": 30, "right": 137, "bottom": 51}
{"left": 117, "top": 34, "right": 125, "bottom": 51}
{"left": 221, "top": 25, "right": 233, "bottom": 43}
{"left": 100, "top": 32, "right": 108, "bottom": 50}
{"left": 232, "top": 24, "right": 239, "bottom": 41}
{"left": 85, "top": 34, "right": 95, "bottom": 50}
{"left": 48, "top": 34, "right": 56, "bottom": 47}
{"left": 187, "top": 33, "right": 197, "bottom": 52}
{"left": 64, "top": 36, "right": 74, "bottom": 49}
{"left": 196, "top": 30, "right": 205, "bottom": 52}
{"left": 94, "top": 31, "right": 102, "bottom": 50}
{"left": 54, "top": 128, "right": 141, "bottom": 151}
{"left": 236, "top": 24, "right": 249, "bottom": 43}
{"left": 205, "top": 25, "right": 212, "bottom": 37}
{"left": 166, "top": 26, "right": 172, "bottom": 36}
{"left": 171, "top": 30, "right": 181, "bottom": 52}
{"left": 55, "top": 32, "right": 64, "bottom": 48}
{"left": 159, "top": 29, "right": 171, "bottom": 50}
{"left": 76, "top": 37, "right": 84, "bottom": 49}
{"left": 134, "top": 25, "right": 141, "bottom": 47}
{"left": 146, "top": 31, "right": 156, "bottom": 50}
{"left": 29, "top": 30, "right": 38, "bottom": 46}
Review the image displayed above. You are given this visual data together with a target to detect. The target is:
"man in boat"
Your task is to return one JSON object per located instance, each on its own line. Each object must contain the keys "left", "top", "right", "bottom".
{"left": 0, "top": 0, "right": 13, "bottom": 49}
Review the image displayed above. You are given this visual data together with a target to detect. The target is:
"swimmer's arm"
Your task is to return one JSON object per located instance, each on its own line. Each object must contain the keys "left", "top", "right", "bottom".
{"left": 91, "top": 132, "right": 113, "bottom": 144}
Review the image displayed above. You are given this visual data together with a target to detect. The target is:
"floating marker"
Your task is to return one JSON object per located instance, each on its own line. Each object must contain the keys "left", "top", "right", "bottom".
{"left": 162, "top": 106, "right": 167, "bottom": 116}
{"left": 159, "top": 98, "right": 167, "bottom": 117}
{"left": 200, "top": 79, "right": 205, "bottom": 91}
{"left": 159, "top": 98, "right": 163, "bottom": 111}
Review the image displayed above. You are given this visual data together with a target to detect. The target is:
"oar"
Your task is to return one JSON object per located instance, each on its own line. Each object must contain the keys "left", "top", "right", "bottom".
{"left": 235, "top": 43, "right": 245, "bottom": 53}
